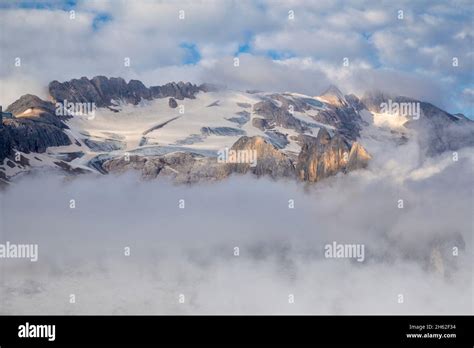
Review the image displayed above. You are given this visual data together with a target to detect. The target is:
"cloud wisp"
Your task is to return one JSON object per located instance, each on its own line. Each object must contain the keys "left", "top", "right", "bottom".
{"left": 0, "top": 144, "right": 472, "bottom": 314}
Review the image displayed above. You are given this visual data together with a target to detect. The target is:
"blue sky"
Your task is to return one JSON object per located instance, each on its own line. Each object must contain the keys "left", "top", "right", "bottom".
{"left": 0, "top": 0, "right": 472, "bottom": 117}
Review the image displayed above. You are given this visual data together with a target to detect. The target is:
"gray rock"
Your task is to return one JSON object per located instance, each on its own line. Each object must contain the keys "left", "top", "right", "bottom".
{"left": 169, "top": 97, "right": 178, "bottom": 108}
{"left": 226, "top": 136, "right": 295, "bottom": 179}
{"left": 237, "top": 102, "right": 252, "bottom": 108}
{"left": 50, "top": 77, "right": 201, "bottom": 107}
{"left": 0, "top": 118, "right": 71, "bottom": 162}
{"left": 362, "top": 91, "right": 474, "bottom": 156}
{"left": 83, "top": 138, "right": 125, "bottom": 152}
{"left": 264, "top": 131, "right": 289, "bottom": 149}
{"left": 6, "top": 94, "right": 56, "bottom": 116}
{"left": 253, "top": 97, "right": 307, "bottom": 133}
{"left": 200, "top": 127, "right": 246, "bottom": 136}
{"left": 0, "top": 94, "right": 71, "bottom": 162}
{"left": 226, "top": 111, "right": 250, "bottom": 127}
{"left": 252, "top": 117, "right": 271, "bottom": 131}
{"left": 150, "top": 81, "right": 201, "bottom": 100}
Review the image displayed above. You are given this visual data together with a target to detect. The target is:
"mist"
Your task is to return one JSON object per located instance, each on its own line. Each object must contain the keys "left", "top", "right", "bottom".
{"left": 0, "top": 145, "right": 472, "bottom": 314}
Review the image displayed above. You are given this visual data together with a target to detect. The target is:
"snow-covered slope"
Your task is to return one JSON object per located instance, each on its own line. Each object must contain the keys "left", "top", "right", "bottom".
{"left": 1, "top": 77, "right": 472, "bottom": 184}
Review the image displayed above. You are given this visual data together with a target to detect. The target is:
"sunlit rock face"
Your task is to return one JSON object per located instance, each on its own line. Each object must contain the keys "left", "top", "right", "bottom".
{"left": 296, "top": 128, "right": 371, "bottom": 182}
{"left": 102, "top": 152, "right": 229, "bottom": 183}
{"left": 225, "top": 136, "right": 295, "bottom": 179}
{"left": 346, "top": 142, "right": 371, "bottom": 172}
{"left": 297, "top": 128, "right": 347, "bottom": 182}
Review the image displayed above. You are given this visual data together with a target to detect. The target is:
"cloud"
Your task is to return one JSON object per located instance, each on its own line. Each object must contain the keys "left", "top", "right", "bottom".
{"left": 0, "top": 139, "right": 472, "bottom": 314}
{"left": 0, "top": 0, "right": 472, "bottom": 117}
{"left": 198, "top": 54, "right": 331, "bottom": 94}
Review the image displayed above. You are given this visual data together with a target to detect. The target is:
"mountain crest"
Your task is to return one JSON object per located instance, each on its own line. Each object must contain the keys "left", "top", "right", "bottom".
{"left": 318, "top": 84, "right": 347, "bottom": 106}
{"left": 49, "top": 76, "right": 203, "bottom": 108}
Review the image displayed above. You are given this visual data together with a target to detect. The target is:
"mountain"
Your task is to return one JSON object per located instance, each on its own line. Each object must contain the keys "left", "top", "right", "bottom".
{"left": 318, "top": 84, "right": 348, "bottom": 107}
{"left": 1, "top": 76, "right": 472, "bottom": 184}
{"left": 49, "top": 76, "right": 203, "bottom": 108}
{"left": 361, "top": 91, "right": 474, "bottom": 156}
{"left": 296, "top": 128, "right": 370, "bottom": 182}
{"left": 0, "top": 94, "right": 71, "bottom": 181}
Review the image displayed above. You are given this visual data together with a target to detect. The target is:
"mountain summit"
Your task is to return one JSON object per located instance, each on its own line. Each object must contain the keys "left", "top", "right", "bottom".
{"left": 318, "top": 85, "right": 347, "bottom": 107}
{"left": 1, "top": 76, "right": 473, "bottom": 185}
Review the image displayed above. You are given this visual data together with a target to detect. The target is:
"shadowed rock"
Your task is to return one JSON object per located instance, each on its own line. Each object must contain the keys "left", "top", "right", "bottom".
{"left": 168, "top": 97, "right": 178, "bottom": 108}
{"left": 50, "top": 76, "right": 202, "bottom": 107}
{"left": 0, "top": 94, "right": 71, "bottom": 162}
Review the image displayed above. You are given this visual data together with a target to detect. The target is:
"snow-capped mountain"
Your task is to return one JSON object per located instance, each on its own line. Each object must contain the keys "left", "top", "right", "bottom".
{"left": 0, "top": 76, "right": 473, "bottom": 185}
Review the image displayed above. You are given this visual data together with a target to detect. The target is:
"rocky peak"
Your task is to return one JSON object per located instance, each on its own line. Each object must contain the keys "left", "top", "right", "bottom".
{"left": 0, "top": 94, "right": 71, "bottom": 162}
{"left": 345, "top": 94, "right": 365, "bottom": 111}
{"left": 319, "top": 85, "right": 347, "bottom": 107}
{"left": 226, "top": 136, "right": 295, "bottom": 178}
{"left": 296, "top": 129, "right": 370, "bottom": 182}
{"left": 346, "top": 142, "right": 371, "bottom": 171}
{"left": 150, "top": 81, "right": 201, "bottom": 100}
{"left": 49, "top": 76, "right": 202, "bottom": 107}
{"left": 253, "top": 97, "right": 308, "bottom": 133}
{"left": 6, "top": 94, "right": 55, "bottom": 116}
{"left": 361, "top": 90, "right": 474, "bottom": 156}
{"left": 198, "top": 83, "right": 223, "bottom": 92}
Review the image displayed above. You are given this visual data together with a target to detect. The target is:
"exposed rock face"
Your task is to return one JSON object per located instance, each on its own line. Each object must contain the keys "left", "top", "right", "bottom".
{"left": 102, "top": 152, "right": 229, "bottom": 183}
{"left": 318, "top": 85, "right": 348, "bottom": 107}
{"left": 346, "top": 142, "right": 371, "bottom": 171}
{"left": 225, "top": 136, "right": 295, "bottom": 178}
{"left": 360, "top": 91, "right": 395, "bottom": 113}
{"left": 226, "top": 110, "right": 250, "bottom": 127}
{"left": 50, "top": 77, "right": 108, "bottom": 106}
{"left": 6, "top": 94, "right": 56, "bottom": 116}
{"left": 150, "top": 81, "right": 201, "bottom": 100}
{"left": 251, "top": 85, "right": 363, "bottom": 142}
{"left": 99, "top": 132, "right": 370, "bottom": 183}
{"left": 264, "top": 130, "right": 289, "bottom": 149}
{"left": 102, "top": 155, "right": 163, "bottom": 178}
{"left": 49, "top": 76, "right": 202, "bottom": 107}
{"left": 0, "top": 118, "right": 71, "bottom": 161}
{"left": 317, "top": 107, "right": 362, "bottom": 141}
{"left": 362, "top": 91, "right": 474, "bottom": 156}
{"left": 252, "top": 117, "right": 270, "bottom": 131}
{"left": 296, "top": 128, "right": 349, "bottom": 182}
{"left": 253, "top": 97, "right": 308, "bottom": 133}
{"left": 125, "top": 79, "right": 152, "bottom": 104}
{"left": 345, "top": 94, "right": 366, "bottom": 112}
{"left": 296, "top": 128, "right": 370, "bottom": 182}
{"left": 201, "top": 127, "right": 246, "bottom": 137}
{"left": 6, "top": 94, "right": 66, "bottom": 127}
{"left": 0, "top": 94, "right": 71, "bottom": 162}
{"left": 198, "top": 83, "right": 222, "bottom": 93}
{"left": 406, "top": 102, "right": 474, "bottom": 156}
{"left": 168, "top": 97, "right": 178, "bottom": 108}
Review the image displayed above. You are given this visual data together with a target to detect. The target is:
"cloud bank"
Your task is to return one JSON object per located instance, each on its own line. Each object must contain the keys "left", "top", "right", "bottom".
{"left": 0, "top": 143, "right": 472, "bottom": 314}
{"left": 0, "top": 0, "right": 472, "bottom": 116}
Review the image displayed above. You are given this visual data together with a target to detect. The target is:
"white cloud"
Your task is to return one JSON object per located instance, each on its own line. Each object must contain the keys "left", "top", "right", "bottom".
{"left": 0, "top": 144, "right": 472, "bottom": 314}
{"left": 0, "top": 0, "right": 471, "bottom": 116}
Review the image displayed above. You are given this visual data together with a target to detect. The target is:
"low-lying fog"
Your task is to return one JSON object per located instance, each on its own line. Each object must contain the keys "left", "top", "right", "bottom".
{"left": 0, "top": 146, "right": 472, "bottom": 314}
